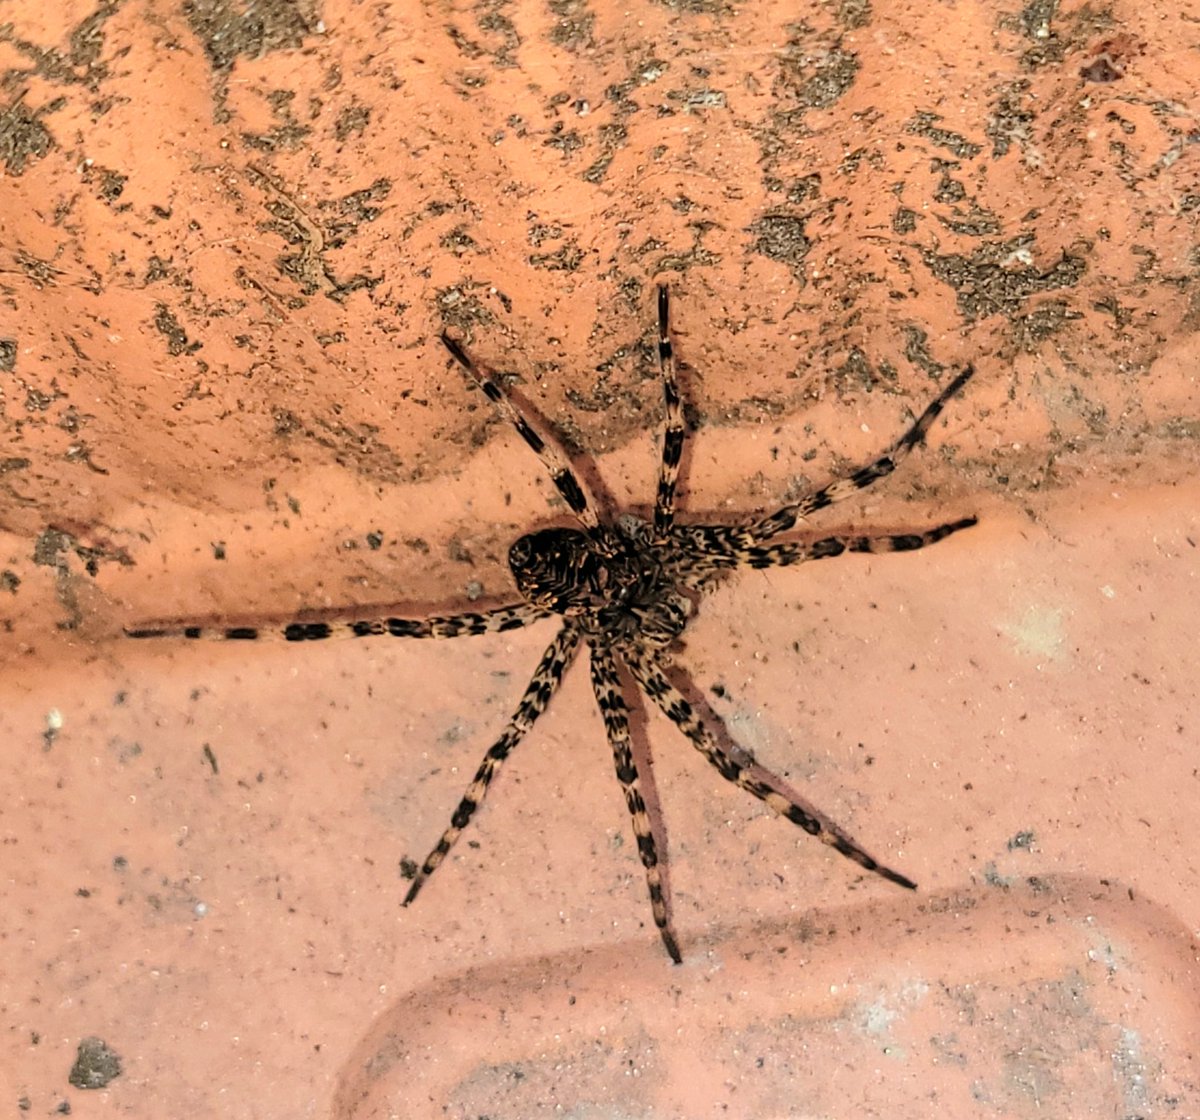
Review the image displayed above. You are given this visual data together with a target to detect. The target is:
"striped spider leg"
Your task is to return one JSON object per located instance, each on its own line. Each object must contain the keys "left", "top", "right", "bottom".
{"left": 746, "top": 365, "right": 977, "bottom": 544}
{"left": 652, "top": 284, "right": 686, "bottom": 539}
{"left": 124, "top": 602, "right": 550, "bottom": 642}
{"left": 440, "top": 332, "right": 599, "bottom": 531}
{"left": 127, "top": 285, "right": 976, "bottom": 964}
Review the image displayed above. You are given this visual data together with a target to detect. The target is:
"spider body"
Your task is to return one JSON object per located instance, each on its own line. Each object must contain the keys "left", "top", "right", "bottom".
{"left": 508, "top": 526, "right": 636, "bottom": 614}
{"left": 128, "top": 286, "right": 976, "bottom": 963}
{"left": 516, "top": 520, "right": 695, "bottom": 650}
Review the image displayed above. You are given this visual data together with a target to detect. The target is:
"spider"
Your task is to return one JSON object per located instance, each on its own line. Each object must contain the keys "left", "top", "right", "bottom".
{"left": 128, "top": 286, "right": 976, "bottom": 963}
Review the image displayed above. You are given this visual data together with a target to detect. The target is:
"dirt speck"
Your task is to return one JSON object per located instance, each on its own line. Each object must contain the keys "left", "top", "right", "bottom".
{"left": 68, "top": 1036, "right": 122, "bottom": 1090}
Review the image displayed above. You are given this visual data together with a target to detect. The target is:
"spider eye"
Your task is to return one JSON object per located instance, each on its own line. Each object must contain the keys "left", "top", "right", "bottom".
{"left": 509, "top": 537, "right": 533, "bottom": 569}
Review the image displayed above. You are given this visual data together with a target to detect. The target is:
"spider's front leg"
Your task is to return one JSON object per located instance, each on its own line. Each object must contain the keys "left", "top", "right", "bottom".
{"left": 125, "top": 602, "right": 551, "bottom": 642}
{"left": 440, "top": 332, "right": 600, "bottom": 532}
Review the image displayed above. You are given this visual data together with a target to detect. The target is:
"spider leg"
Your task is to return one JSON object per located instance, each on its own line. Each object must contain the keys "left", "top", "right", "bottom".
{"left": 403, "top": 623, "right": 582, "bottom": 906}
{"left": 739, "top": 517, "right": 977, "bottom": 570}
{"left": 589, "top": 642, "right": 682, "bottom": 963}
{"left": 749, "top": 366, "right": 975, "bottom": 542}
{"left": 441, "top": 333, "right": 599, "bottom": 530}
{"left": 627, "top": 651, "right": 916, "bottom": 891}
{"left": 125, "top": 602, "right": 551, "bottom": 642}
{"left": 653, "top": 284, "right": 686, "bottom": 540}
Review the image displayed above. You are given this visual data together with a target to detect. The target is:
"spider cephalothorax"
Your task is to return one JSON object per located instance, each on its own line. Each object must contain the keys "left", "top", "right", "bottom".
{"left": 506, "top": 526, "right": 643, "bottom": 613}
{"left": 128, "top": 286, "right": 975, "bottom": 963}
{"left": 512, "top": 519, "right": 701, "bottom": 657}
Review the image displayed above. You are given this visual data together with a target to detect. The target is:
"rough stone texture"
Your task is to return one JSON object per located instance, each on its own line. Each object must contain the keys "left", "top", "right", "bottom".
{"left": 68, "top": 1036, "right": 123, "bottom": 1090}
{"left": 2, "top": 0, "right": 1198, "bottom": 1116}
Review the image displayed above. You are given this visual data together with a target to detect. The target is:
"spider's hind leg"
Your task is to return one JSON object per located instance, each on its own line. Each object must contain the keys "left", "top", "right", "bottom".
{"left": 441, "top": 333, "right": 599, "bottom": 530}
{"left": 590, "top": 642, "right": 682, "bottom": 963}
{"left": 749, "top": 365, "right": 975, "bottom": 543}
{"left": 739, "top": 516, "right": 978, "bottom": 570}
{"left": 628, "top": 651, "right": 916, "bottom": 892}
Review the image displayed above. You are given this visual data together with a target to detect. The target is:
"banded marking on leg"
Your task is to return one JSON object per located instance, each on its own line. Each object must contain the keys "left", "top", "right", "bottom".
{"left": 738, "top": 516, "right": 978, "bottom": 570}
{"left": 441, "top": 333, "right": 599, "bottom": 529}
{"left": 627, "top": 651, "right": 916, "bottom": 891}
{"left": 590, "top": 642, "right": 682, "bottom": 963}
{"left": 653, "top": 285, "right": 686, "bottom": 540}
{"left": 749, "top": 365, "right": 975, "bottom": 542}
{"left": 125, "top": 602, "right": 551, "bottom": 643}
{"left": 402, "top": 623, "right": 582, "bottom": 905}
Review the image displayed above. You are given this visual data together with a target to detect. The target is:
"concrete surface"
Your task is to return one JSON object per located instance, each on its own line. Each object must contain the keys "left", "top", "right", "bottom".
{"left": 2, "top": 0, "right": 1199, "bottom": 1116}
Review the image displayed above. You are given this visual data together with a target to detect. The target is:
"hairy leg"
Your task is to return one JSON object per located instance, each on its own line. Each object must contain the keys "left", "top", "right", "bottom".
{"left": 749, "top": 366, "right": 974, "bottom": 542}
{"left": 590, "top": 641, "right": 681, "bottom": 963}
{"left": 652, "top": 285, "right": 686, "bottom": 540}
{"left": 441, "top": 333, "right": 599, "bottom": 530}
{"left": 738, "top": 517, "right": 977, "bottom": 569}
{"left": 627, "top": 651, "right": 916, "bottom": 891}
{"left": 403, "top": 623, "right": 582, "bottom": 904}
{"left": 126, "top": 602, "right": 551, "bottom": 642}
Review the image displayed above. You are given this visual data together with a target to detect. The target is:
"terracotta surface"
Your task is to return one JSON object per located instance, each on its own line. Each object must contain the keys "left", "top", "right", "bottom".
{"left": 2, "top": 1, "right": 1199, "bottom": 1116}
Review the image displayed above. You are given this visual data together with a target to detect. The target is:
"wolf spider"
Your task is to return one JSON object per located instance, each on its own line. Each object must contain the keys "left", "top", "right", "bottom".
{"left": 129, "top": 286, "right": 975, "bottom": 962}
